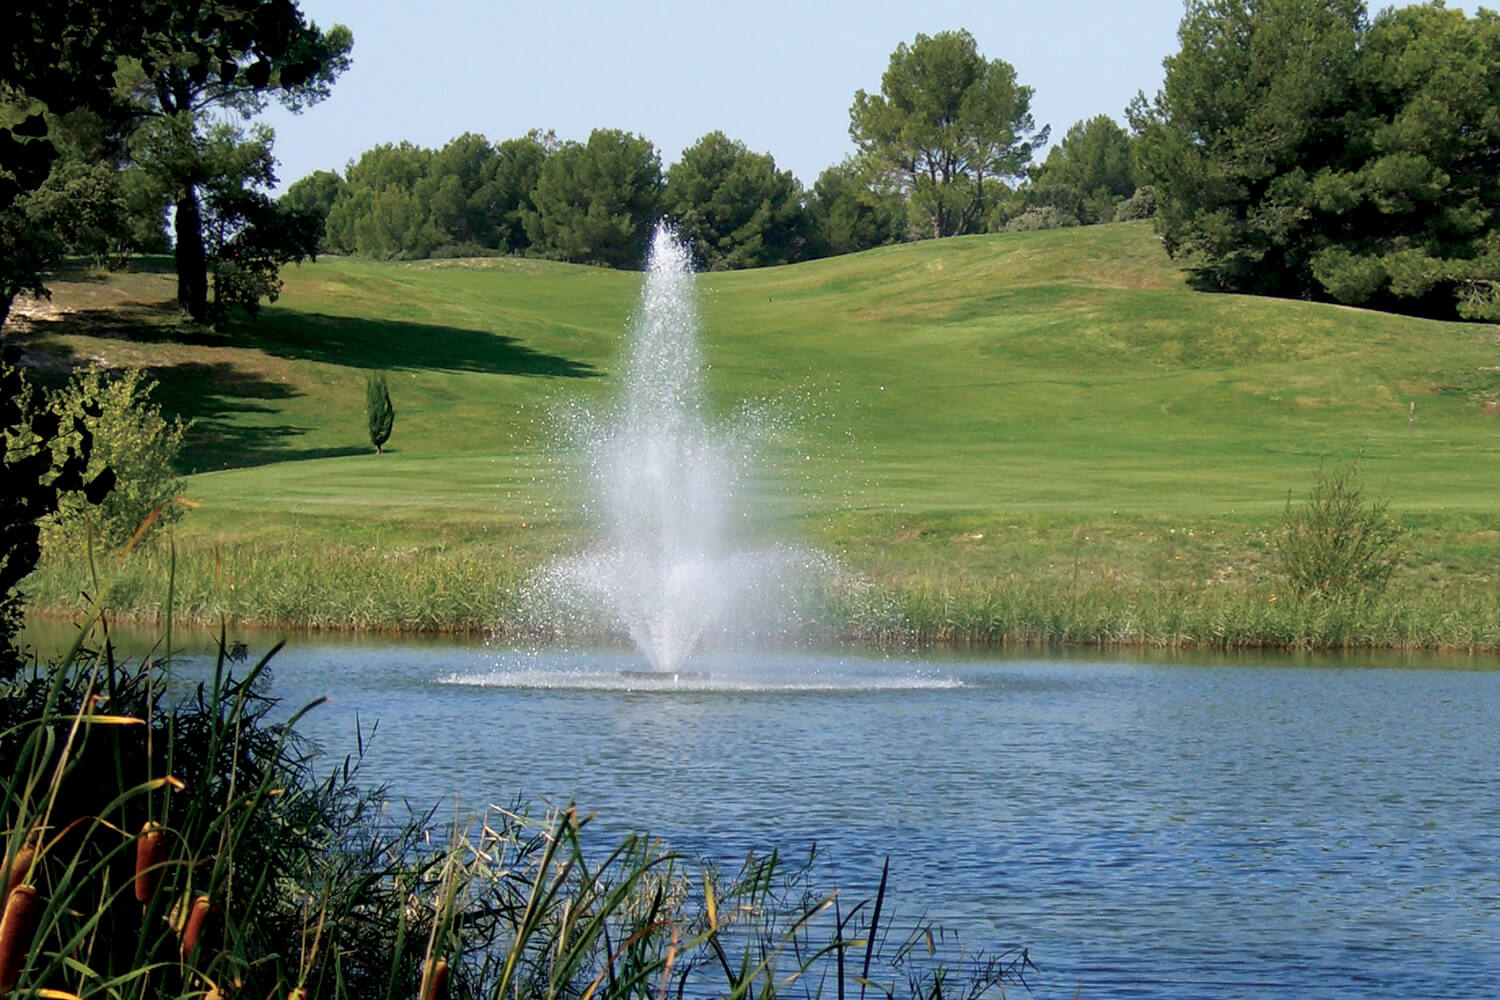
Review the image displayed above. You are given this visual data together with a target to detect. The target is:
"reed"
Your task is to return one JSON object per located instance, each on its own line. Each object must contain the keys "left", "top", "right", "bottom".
{"left": 26, "top": 530, "right": 1500, "bottom": 652}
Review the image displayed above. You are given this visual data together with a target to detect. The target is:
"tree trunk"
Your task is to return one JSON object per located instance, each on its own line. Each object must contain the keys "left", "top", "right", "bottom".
{"left": 0, "top": 293, "right": 13, "bottom": 333}
{"left": 174, "top": 184, "right": 208, "bottom": 323}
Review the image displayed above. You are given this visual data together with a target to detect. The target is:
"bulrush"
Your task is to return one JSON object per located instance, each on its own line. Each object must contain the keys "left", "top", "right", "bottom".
{"left": 0, "top": 883, "right": 42, "bottom": 993}
{"left": 134, "top": 821, "right": 166, "bottom": 906}
{"left": 181, "top": 894, "right": 212, "bottom": 959}
{"left": 419, "top": 956, "right": 450, "bottom": 1000}
{"left": 1, "top": 844, "right": 33, "bottom": 908}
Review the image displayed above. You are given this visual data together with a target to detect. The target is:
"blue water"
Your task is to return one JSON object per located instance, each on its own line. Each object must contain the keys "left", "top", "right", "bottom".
{"left": 45, "top": 631, "right": 1500, "bottom": 999}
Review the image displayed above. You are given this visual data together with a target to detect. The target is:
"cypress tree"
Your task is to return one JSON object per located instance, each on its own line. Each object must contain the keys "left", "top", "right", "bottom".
{"left": 366, "top": 371, "right": 394, "bottom": 454}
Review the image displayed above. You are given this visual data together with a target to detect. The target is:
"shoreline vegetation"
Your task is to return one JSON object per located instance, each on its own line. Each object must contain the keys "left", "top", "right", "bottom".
{"left": 21, "top": 536, "right": 1500, "bottom": 653}
{"left": 12, "top": 224, "right": 1500, "bottom": 656}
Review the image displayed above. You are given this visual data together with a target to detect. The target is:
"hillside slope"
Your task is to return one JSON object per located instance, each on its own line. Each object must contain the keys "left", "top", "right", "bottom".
{"left": 13, "top": 222, "right": 1500, "bottom": 638}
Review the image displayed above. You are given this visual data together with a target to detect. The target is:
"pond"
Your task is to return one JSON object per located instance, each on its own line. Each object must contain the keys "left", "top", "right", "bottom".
{"left": 22, "top": 625, "right": 1500, "bottom": 999}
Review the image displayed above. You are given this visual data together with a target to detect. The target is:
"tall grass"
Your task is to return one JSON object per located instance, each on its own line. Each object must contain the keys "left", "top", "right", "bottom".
{"left": 23, "top": 530, "right": 1500, "bottom": 650}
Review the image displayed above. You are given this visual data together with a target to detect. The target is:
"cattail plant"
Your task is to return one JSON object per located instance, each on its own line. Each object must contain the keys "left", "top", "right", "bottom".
{"left": 134, "top": 821, "right": 165, "bottom": 906}
{"left": 0, "top": 883, "right": 43, "bottom": 992}
{"left": 181, "top": 894, "right": 212, "bottom": 959}
{"left": 419, "top": 956, "right": 449, "bottom": 1000}
{"left": 0, "top": 842, "right": 33, "bottom": 909}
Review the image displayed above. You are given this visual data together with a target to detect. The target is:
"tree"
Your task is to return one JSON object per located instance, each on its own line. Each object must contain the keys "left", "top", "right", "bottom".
{"left": 119, "top": 2, "right": 352, "bottom": 322}
{"left": 131, "top": 117, "right": 318, "bottom": 319}
{"left": 1026, "top": 114, "right": 1138, "bottom": 225}
{"left": 1136, "top": 0, "right": 1500, "bottom": 319}
{"left": 366, "top": 371, "right": 394, "bottom": 454}
{"left": 488, "top": 131, "right": 554, "bottom": 253}
{"left": 804, "top": 157, "right": 908, "bottom": 258}
{"left": 323, "top": 142, "right": 436, "bottom": 257}
{"left": 523, "top": 129, "right": 662, "bottom": 268}
{"left": 849, "top": 30, "right": 1048, "bottom": 239}
{"left": 279, "top": 168, "right": 345, "bottom": 249}
{"left": 1131, "top": 0, "right": 1365, "bottom": 298}
{"left": 663, "top": 131, "right": 807, "bottom": 269}
{"left": 2, "top": 5, "right": 153, "bottom": 328}
{"left": 22, "top": 158, "right": 134, "bottom": 268}
{"left": 1308, "top": 4, "right": 1500, "bottom": 319}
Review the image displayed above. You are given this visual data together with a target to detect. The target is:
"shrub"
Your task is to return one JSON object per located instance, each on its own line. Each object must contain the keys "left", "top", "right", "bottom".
{"left": 0, "top": 348, "right": 114, "bottom": 674}
{"left": 1275, "top": 460, "right": 1406, "bottom": 598}
{"left": 1003, "top": 206, "right": 1079, "bottom": 232}
{"left": 41, "top": 366, "right": 188, "bottom": 554}
{"left": 1112, "top": 186, "right": 1158, "bottom": 222}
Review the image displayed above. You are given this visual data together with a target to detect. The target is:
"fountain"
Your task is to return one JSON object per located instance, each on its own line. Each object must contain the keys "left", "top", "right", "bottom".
{"left": 534, "top": 225, "right": 816, "bottom": 675}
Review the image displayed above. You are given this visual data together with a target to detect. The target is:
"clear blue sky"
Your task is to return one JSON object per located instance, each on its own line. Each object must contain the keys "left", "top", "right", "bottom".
{"left": 260, "top": 0, "right": 1480, "bottom": 193}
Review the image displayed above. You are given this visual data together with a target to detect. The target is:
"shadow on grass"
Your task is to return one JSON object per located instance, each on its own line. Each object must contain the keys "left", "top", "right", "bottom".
{"left": 23, "top": 299, "right": 601, "bottom": 378}
{"left": 16, "top": 299, "right": 602, "bottom": 471}
{"left": 153, "top": 361, "right": 375, "bottom": 473}
{"left": 224, "top": 309, "right": 602, "bottom": 378}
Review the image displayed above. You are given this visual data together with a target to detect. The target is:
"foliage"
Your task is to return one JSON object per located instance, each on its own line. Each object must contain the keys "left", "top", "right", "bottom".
{"left": 321, "top": 132, "right": 557, "bottom": 260}
{"left": 1002, "top": 205, "right": 1080, "bottom": 232}
{"left": 850, "top": 29, "right": 1048, "bottom": 239}
{"left": 663, "top": 131, "right": 807, "bottom": 269}
{"left": 1134, "top": 0, "right": 1500, "bottom": 319}
{"left": 208, "top": 191, "right": 322, "bottom": 319}
{"left": 0, "top": 0, "right": 352, "bottom": 325}
{"left": 1024, "top": 114, "right": 1137, "bottom": 225}
{"left": 1275, "top": 460, "right": 1406, "bottom": 599}
{"left": 803, "top": 156, "right": 909, "bottom": 258}
{"left": 40, "top": 367, "right": 187, "bottom": 555}
{"left": 0, "top": 636, "right": 433, "bottom": 999}
{"left": 0, "top": 348, "right": 114, "bottom": 673}
{"left": 523, "top": 129, "right": 663, "bottom": 268}
{"left": 0, "top": 204, "right": 59, "bottom": 331}
{"left": 117, "top": 3, "right": 352, "bottom": 322}
{"left": 22, "top": 157, "right": 135, "bottom": 268}
{"left": 278, "top": 168, "right": 345, "bottom": 249}
{"left": 322, "top": 142, "right": 437, "bottom": 258}
{"left": 1112, "top": 185, "right": 1157, "bottom": 222}
{"left": 366, "top": 370, "right": 394, "bottom": 454}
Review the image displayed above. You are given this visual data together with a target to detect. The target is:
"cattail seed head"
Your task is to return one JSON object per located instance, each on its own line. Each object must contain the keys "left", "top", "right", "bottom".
{"left": 420, "top": 956, "right": 450, "bottom": 1000}
{"left": 0, "top": 884, "right": 43, "bottom": 993}
{"left": 181, "top": 894, "right": 212, "bottom": 959}
{"left": 134, "top": 822, "right": 166, "bottom": 905}
{"left": 2, "top": 845, "right": 33, "bottom": 909}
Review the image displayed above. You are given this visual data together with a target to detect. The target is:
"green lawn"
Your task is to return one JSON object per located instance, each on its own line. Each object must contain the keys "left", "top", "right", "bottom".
{"left": 16, "top": 223, "right": 1500, "bottom": 645}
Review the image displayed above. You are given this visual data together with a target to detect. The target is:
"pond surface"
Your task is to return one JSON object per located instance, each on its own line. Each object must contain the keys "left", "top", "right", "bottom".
{"left": 24, "top": 626, "right": 1500, "bottom": 999}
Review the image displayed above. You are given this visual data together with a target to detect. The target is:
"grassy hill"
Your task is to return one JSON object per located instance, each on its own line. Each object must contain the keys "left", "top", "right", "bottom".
{"left": 14, "top": 222, "right": 1500, "bottom": 646}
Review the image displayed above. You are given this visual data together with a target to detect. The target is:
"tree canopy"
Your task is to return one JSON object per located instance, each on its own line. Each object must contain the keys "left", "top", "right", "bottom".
{"left": 522, "top": 129, "right": 662, "bottom": 269}
{"left": 804, "top": 158, "right": 908, "bottom": 257}
{"left": 0, "top": 0, "right": 351, "bottom": 327}
{"left": 663, "top": 132, "right": 806, "bottom": 270}
{"left": 1134, "top": 0, "right": 1500, "bottom": 320}
{"left": 120, "top": 2, "right": 351, "bottom": 321}
{"left": 850, "top": 29, "right": 1048, "bottom": 239}
{"left": 1026, "top": 114, "right": 1138, "bottom": 226}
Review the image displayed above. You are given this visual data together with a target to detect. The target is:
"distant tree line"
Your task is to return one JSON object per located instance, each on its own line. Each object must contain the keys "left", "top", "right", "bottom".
{"left": 7, "top": 3, "right": 1498, "bottom": 326}
{"left": 281, "top": 29, "right": 1148, "bottom": 273}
